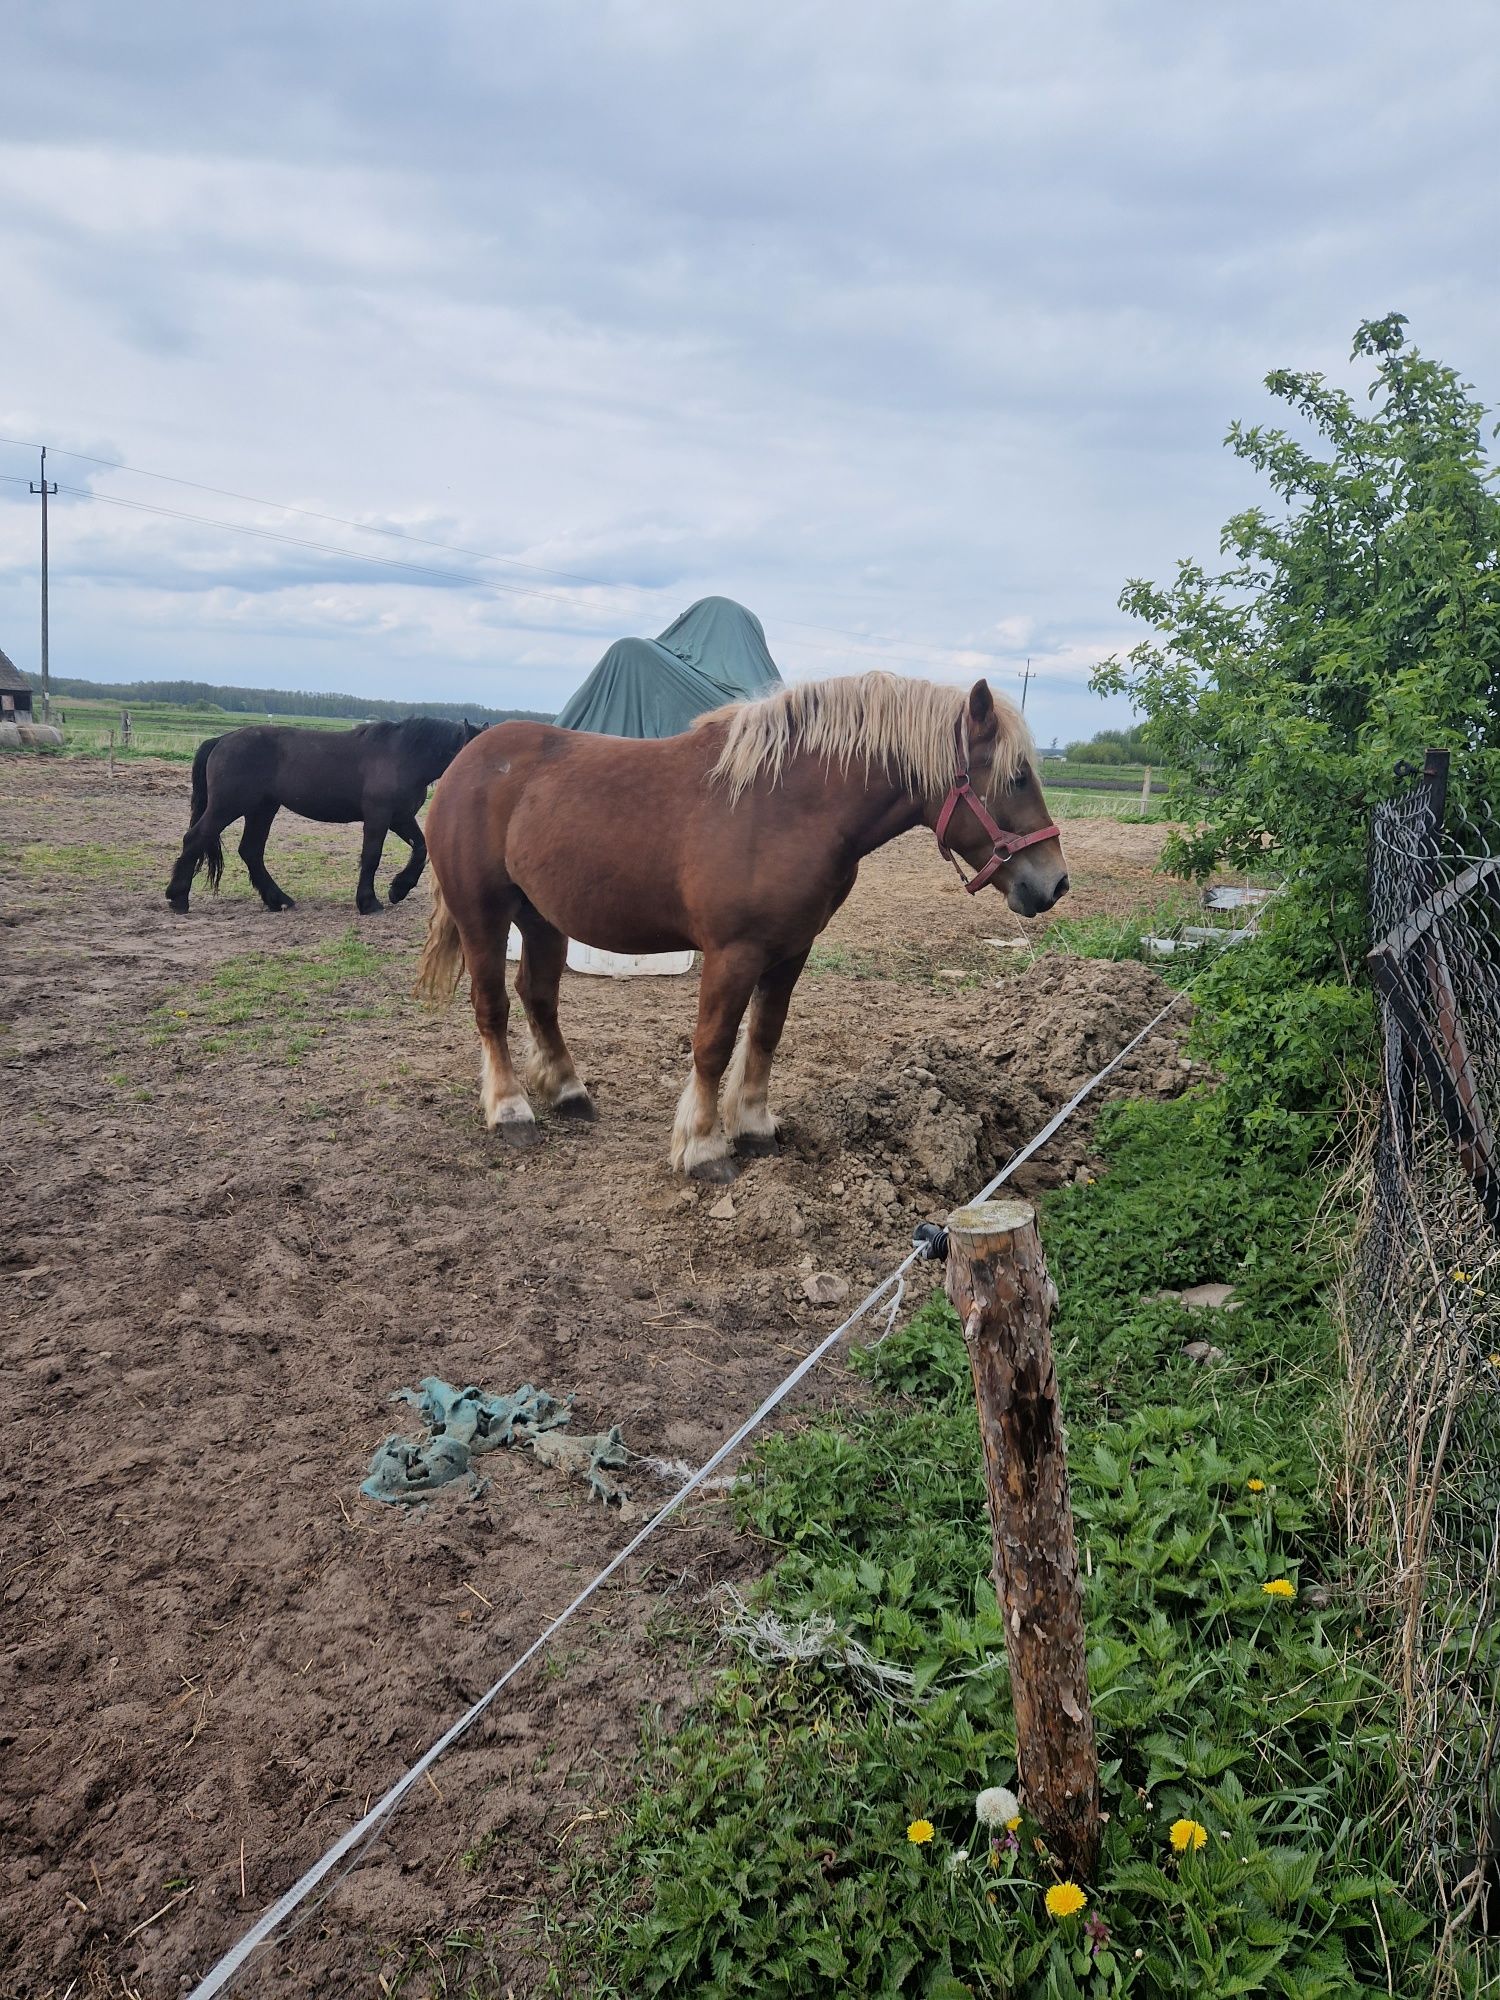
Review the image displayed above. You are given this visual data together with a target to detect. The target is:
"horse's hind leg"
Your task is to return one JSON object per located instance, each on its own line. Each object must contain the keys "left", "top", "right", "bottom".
{"left": 722, "top": 948, "right": 808, "bottom": 1156}
{"left": 515, "top": 909, "right": 594, "bottom": 1121}
{"left": 671, "top": 945, "right": 763, "bottom": 1181}
{"left": 386, "top": 808, "right": 426, "bottom": 906}
{"left": 355, "top": 811, "right": 390, "bottom": 915}
{"left": 465, "top": 911, "right": 539, "bottom": 1147}
{"left": 165, "top": 804, "right": 235, "bottom": 912}
{"left": 239, "top": 803, "right": 295, "bottom": 911}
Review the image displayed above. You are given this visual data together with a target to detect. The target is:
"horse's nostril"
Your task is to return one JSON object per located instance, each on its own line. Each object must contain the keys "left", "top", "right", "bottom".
{"left": 1056, "top": 874, "right": 1070, "bottom": 899}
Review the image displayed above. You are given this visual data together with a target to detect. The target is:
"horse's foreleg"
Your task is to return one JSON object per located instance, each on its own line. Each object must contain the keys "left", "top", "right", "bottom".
{"left": 722, "top": 948, "right": 809, "bottom": 1155}
{"left": 355, "top": 813, "right": 390, "bottom": 915}
{"left": 239, "top": 803, "right": 295, "bottom": 911}
{"left": 468, "top": 922, "right": 538, "bottom": 1146}
{"left": 672, "top": 946, "right": 763, "bottom": 1181}
{"left": 515, "top": 912, "right": 594, "bottom": 1120}
{"left": 386, "top": 809, "right": 426, "bottom": 906}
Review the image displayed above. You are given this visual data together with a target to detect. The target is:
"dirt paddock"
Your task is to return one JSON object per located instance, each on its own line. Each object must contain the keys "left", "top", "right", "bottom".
{"left": 1, "top": 756, "right": 1192, "bottom": 1999}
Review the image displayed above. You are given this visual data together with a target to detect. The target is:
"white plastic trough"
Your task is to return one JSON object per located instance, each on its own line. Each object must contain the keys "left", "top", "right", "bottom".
{"left": 505, "top": 934, "right": 695, "bottom": 977}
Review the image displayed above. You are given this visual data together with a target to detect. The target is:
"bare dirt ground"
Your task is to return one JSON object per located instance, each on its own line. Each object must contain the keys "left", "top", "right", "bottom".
{"left": 0, "top": 756, "right": 1194, "bottom": 2000}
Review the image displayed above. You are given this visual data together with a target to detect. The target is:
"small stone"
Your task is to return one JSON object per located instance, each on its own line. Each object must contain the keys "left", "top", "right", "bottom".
{"left": 936, "top": 968, "right": 968, "bottom": 981}
{"left": 802, "top": 1272, "right": 850, "bottom": 1307}
{"left": 708, "top": 1194, "right": 736, "bottom": 1221}
{"left": 1178, "top": 1282, "right": 1239, "bottom": 1312}
{"left": 1302, "top": 1584, "right": 1332, "bottom": 1610}
{"left": 1182, "top": 1339, "right": 1226, "bottom": 1364}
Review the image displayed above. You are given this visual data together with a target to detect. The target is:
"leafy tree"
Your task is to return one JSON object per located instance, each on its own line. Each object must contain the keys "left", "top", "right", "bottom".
{"left": 1063, "top": 724, "right": 1152, "bottom": 765}
{"left": 1094, "top": 314, "right": 1500, "bottom": 969}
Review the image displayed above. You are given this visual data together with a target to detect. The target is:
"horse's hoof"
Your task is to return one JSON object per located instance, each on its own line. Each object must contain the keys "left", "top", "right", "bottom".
{"left": 496, "top": 1119, "right": 542, "bottom": 1150}
{"left": 265, "top": 897, "right": 296, "bottom": 913}
{"left": 553, "top": 1092, "right": 597, "bottom": 1122}
{"left": 388, "top": 880, "right": 412, "bottom": 905}
{"left": 356, "top": 899, "right": 383, "bottom": 916}
{"left": 166, "top": 896, "right": 190, "bottom": 915}
{"left": 687, "top": 1153, "right": 740, "bottom": 1184}
{"left": 733, "top": 1130, "right": 780, "bottom": 1157}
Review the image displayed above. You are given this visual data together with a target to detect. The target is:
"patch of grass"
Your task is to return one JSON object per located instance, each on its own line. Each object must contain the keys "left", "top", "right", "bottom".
{"left": 806, "top": 942, "right": 880, "bottom": 977}
{"left": 1026, "top": 894, "right": 1210, "bottom": 978}
{"left": 562, "top": 949, "right": 1466, "bottom": 1998}
{"left": 151, "top": 928, "right": 389, "bottom": 1061}
{"left": 17, "top": 839, "right": 159, "bottom": 883}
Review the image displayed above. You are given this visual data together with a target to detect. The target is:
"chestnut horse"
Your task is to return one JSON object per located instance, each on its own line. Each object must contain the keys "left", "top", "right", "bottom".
{"left": 417, "top": 672, "right": 1067, "bottom": 1181}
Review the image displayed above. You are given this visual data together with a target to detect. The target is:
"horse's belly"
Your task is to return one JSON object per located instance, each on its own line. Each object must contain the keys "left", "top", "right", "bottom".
{"left": 521, "top": 887, "right": 694, "bottom": 957}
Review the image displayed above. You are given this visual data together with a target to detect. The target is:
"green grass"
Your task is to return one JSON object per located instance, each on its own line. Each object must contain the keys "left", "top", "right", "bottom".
{"left": 16, "top": 839, "right": 159, "bottom": 883}
{"left": 1024, "top": 894, "right": 1211, "bottom": 976}
{"left": 150, "top": 927, "right": 389, "bottom": 1060}
{"left": 551, "top": 947, "right": 1474, "bottom": 1999}
{"left": 41, "top": 697, "right": 351, "bottom": 763}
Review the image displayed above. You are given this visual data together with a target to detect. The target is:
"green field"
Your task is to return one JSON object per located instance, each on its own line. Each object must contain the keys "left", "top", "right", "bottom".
{"left": 36, "top": 696, "right": 353, "bottom": 762}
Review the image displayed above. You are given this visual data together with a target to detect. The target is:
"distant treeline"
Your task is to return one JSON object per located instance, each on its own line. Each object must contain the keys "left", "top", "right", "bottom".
{"left": 24, "top": 672, "right": 549, "bottom": 726}
{"left": 1062, "top": 723, "right": 1153, "bottom": 765}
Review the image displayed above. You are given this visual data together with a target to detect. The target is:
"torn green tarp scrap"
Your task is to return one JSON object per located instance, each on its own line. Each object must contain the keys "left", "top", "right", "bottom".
{"left": 393, "top": 1378, "right": 570, "bottom": 1452}
{"left": 361, "top": 1377, "right": 574, "bottom": 1506}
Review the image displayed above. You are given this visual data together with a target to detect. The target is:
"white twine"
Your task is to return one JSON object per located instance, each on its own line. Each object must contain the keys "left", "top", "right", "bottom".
{"left": 187, "top": 894, "right": 1277, "bottom": 1996}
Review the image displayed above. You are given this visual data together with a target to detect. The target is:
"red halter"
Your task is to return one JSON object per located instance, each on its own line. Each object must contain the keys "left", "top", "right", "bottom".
{"left": 934, "top": 717, "right": 1062, "bottom": 896}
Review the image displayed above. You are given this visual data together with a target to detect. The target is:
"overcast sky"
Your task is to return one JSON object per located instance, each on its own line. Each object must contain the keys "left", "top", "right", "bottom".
{"left": 1, "top": 2, "right": 1496, "bottom": 742}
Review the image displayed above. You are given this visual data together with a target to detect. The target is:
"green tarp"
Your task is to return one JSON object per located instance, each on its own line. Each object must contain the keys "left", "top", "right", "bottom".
{"left": 554, "top": 595, "right": 782, "bottom": 738}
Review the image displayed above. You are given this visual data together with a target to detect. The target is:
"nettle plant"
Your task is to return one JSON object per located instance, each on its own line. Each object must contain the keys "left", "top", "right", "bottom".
{"left": 1095, "top": 314, "right": 1500, "bottom": 971}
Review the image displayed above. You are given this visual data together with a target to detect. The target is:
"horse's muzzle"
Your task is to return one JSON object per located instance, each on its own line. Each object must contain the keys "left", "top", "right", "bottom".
{"left": 1010, "top": 871, "right": 1069, "bottom": 918}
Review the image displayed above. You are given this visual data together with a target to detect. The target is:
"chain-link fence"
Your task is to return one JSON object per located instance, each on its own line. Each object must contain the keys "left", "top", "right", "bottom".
{"left": 1344, "top": 752, "right": 1500, "bottom": 1973}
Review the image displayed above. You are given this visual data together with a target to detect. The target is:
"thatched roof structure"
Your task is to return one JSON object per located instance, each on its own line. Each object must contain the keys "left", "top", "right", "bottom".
{"left": 0, "top": 644, "right": 30, "bottom": 694}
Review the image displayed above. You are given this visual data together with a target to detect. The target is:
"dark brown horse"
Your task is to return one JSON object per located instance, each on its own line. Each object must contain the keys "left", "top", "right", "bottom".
{"left": 417, "top": 673, "right": 1067, "bottom": 1180}
{"left": 166, "top": 717, "right": 482, "bottom": 916}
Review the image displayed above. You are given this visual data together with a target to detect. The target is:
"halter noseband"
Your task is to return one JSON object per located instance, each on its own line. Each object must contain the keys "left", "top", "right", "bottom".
{"left": 934, "top": 716, "right": 1062, "bottom": 896}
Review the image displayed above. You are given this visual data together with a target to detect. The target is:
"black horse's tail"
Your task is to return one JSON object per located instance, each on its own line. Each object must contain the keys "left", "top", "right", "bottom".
{"left": 188, "top": 735, "right": 225, "bottom": 891}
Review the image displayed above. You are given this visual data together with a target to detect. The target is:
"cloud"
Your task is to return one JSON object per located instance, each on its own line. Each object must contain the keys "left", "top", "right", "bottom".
{"left": 0, "top": 0, "right": 1497, "bottom": 747}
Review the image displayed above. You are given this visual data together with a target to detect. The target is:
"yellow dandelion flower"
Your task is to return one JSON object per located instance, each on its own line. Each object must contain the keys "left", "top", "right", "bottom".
{"left": 1170, "top": 1817, "right": 1208, "bottom": 1852}
{"left": 1247, "top": 1477, "right": 1266, "bottom": 1493}
{"left": 907, "top": 1819, "right": 935, "bottom": 1846}
{"left": 1453, "top": 1269, "right": 1471, "bottom": 1284}
{"left": 1488, "top": 1353, "right": 1500, "bottom": 1368}
{"left": 1045, "top": 1881, "right": 1088, "bottom": 1919}
{"left": 1262, "top": 1578, "right": 1296, "bottom": 1600}
{"left": 1006, "top": 1814, "right": 1022, "bottom": 1832}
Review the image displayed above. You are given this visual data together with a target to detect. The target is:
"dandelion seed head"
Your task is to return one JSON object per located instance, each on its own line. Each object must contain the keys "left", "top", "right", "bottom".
{"left": 975, "top": 1785, "right": 1020, "bottom": 1829}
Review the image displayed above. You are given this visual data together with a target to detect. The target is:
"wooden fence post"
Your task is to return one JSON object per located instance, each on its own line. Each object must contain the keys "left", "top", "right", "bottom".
{"left": 945, "top": 1198, "right": 1100, "bottom": 1880}
{"left": 108, "top": 728, "right": 115, "bottom": 777}
{"left": 1139, "top": 764, "right": 1152, "bottom": 817}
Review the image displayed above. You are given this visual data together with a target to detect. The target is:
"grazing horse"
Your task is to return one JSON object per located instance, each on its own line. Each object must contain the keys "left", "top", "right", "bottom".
{"left": 165, "top": 717, "right": 482, "bottom": 916}
{"left": 416, "top": 672, "right": 1067, "bottom": 1180}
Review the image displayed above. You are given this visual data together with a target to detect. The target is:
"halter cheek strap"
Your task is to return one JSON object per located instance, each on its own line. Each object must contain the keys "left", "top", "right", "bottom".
{"left": 935, "top": 718, "right": 1062, "bottom": 896}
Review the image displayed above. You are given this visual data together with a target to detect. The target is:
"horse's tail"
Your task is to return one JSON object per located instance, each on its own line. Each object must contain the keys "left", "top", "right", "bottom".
{"left": 415, "top": 878, "right": 466, "bottom": 1003}
{"left": 188, "top": 735, "right": 225, "bottom": 892}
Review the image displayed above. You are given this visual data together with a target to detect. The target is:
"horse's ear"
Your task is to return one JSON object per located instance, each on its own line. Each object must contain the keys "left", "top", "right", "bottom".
{"left": 967, "top": 680, "right": 997, "bottom": 737}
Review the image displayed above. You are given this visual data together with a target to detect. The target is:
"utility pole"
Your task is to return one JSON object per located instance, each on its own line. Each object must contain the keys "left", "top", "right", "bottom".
{"left": 1018, "top": 658, "right": 1032, "bottom": 713}
{"left": 29, "top": 448, "right": 58, "bottom": 722}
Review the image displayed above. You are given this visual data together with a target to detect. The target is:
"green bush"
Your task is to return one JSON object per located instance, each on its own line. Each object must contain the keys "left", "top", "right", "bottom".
{"left": 1095, "top": 315, "right": 1500, "bottom": 972}
{"left": 568, "top": 941, "right": 1458, "bottom": 1998}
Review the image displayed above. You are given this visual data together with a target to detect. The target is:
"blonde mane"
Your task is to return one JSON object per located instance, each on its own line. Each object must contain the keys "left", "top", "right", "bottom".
{"left": 701, "top": 670, "right": 1033, "bottom": 803}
